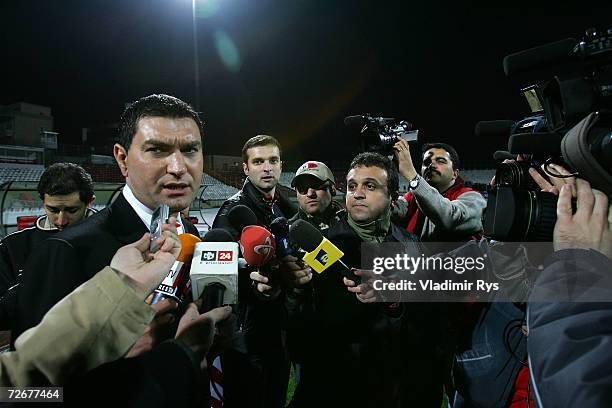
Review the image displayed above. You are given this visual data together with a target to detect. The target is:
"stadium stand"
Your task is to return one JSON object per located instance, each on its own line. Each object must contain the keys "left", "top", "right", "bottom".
{"left": 0, "top": 166, "right": 45, "bottom": 183}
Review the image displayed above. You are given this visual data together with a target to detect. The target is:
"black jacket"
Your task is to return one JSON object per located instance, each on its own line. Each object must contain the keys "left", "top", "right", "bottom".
{"left": 286, "top": 214, "right": 446, "bottom": 408}
{"left": 528, "top": 249, "right": 612, "bottom": 408}
{"left": 212, "top": 178, "right": 296, "bottom": 408}
{"left": 14, "top": 193, "right": 197, "bottom": 338}
{"left": 0, "top": 210, "right": 96, "bottom": 329}
{"left": 12, "top": 193, "right": 205, "bottom": 405}
{"left": 212, "top": 178, "right": 296, "bottom": 240}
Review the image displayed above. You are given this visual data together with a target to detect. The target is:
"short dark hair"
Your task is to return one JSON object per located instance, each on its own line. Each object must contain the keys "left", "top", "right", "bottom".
{"left": 348, "top": 152, "right": 398, "bottom": 196}
{"left": 241, "top": 135, "right": 282, "bottom": 163}
{"left": 422, "top": 142, "right": 460, "bottom": 170}
{"left": 38, "top": 163, "right": 95, "bottom": 204}
{"left": 117, "top": 94, "right": 204, "bottom": 151}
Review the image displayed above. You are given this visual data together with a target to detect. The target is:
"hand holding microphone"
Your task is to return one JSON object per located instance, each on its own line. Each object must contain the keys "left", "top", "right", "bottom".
{"left": 289, "top": 219, "right": 360, "bottom": 284}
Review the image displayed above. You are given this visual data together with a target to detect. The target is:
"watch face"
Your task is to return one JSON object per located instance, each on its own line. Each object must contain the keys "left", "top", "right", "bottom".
{"left": 410, "top": 178, "right": 419, "bottom": 188}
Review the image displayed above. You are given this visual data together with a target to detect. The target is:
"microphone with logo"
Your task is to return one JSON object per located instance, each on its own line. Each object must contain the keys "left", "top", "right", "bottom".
{"left": 239, "top": 225, "right": 277, "bottom": 276}
{"left": 150, "top": 233, "right": 202, "bottom": 305}
{"left": 289, "top": 219, "right": 360, "bottom": 284}
{"left": 190, "top": 229, "right": 239, "bottom": 313}
{"left": 227, "top": 205, "right": 277, "bottom": 277}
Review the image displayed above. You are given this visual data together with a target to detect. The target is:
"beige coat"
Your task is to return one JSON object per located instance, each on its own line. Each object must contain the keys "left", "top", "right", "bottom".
{"left": 0, "top": 267, "right": 155, "bottom": 386}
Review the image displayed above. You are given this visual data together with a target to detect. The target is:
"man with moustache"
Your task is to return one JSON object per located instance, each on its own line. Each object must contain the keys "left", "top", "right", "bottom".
{"left": 284, "top": 152, "right": 445, "bottom": 408}
{"left": 393, "top": 140, "right": 486, "bottom": 242}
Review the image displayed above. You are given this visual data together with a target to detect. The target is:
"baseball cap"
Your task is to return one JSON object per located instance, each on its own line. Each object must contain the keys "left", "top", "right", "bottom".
{"left": 291, "top": 161, "right": 335, "bottom": 187}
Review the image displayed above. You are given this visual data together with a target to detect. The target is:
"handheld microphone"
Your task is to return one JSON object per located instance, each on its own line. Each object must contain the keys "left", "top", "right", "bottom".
{"left": 150, "top": 233, "right": 202, "bottom": 305}
{"left": 288, "top": 219, "right": 359, "bottom": 283}
{"left": 190, "top": 229, "right": 239, "bottom": 312}
{"left": 493, "top": 150, "right": 517, "bottom": 161}
{"left": 239, "top": 225, "right": 276, "bottom": 276}
{"left": 270, "top": 217, "right": 293, "bottom": 258}
{"left": 227, "top": 205, "right": 258, "bottom": 234}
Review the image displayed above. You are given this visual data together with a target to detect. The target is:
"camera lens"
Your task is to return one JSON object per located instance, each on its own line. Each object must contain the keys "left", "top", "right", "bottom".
{"left": 495, "top": 161, "right": 540, "bottom": 190}
{"left": 483, "top": 186, "right": 558, "bottom": 241}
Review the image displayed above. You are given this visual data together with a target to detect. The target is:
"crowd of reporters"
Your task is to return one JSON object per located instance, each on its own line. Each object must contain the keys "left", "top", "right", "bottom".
{"left": 0, "top": 92, "right": 609, "bottom": 408}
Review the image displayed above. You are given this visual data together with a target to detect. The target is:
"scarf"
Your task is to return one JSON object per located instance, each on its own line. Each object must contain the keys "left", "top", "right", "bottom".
{"left": 346, "top": 203, "right": 391, "bottom": 243}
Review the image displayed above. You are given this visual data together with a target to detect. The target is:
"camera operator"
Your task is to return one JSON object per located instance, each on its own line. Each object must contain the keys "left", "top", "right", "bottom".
{"left": 392, "top": 139, "right": 486, "bottom": 242}
{"left": 528, "top": 178, "right": 612, "bottom": 408}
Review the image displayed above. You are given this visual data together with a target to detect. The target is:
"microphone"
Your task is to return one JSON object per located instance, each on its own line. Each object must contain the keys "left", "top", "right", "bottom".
{"left": 508, "top": 132, "right": 563, "bottom": 156}
{"left": 227, "top": 204, "right": 277, "bottom": 276}
{"left": 239, "top": 225, "right": 276, "bottom": 277}
{"left": 493, "top": 150, "right": 517, "bottom": 161}
{"left": 190, "top": 229, "right": 239, "bottom": 312}
{"left": 288, "top": 219, "right": 359, "bottom": 283}
{"left": 270, "top": 217, "right": 294, "bottom": 258}
{"left": 150, "top": 233, "right": 202, "bottom": 305}
{"left": 503, "top": 38, "right": 576, "bottom": 78}
{"left": 227, "top": 204, "right": 258, "bottom": 234}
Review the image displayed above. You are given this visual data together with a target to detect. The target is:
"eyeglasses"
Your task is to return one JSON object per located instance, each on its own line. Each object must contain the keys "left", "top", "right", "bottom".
{"left": 296, "top": 182, "right": 331, "bottom": 195}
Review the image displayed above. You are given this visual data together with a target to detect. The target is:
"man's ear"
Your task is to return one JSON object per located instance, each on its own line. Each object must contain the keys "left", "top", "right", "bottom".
{"left": 114, "top": 144, "right": 129, "bottom": 177}
{"left": 242, "top": 162, "right": 249, "bottom": 176}
{"left": 391, "top": 191, "right": 399, "bottom": 202}
{"left": 88, "top": 195, "right": 96, "bottom": 206}
{"left": 330, "top": 184, "right": 337, "bottom": 197}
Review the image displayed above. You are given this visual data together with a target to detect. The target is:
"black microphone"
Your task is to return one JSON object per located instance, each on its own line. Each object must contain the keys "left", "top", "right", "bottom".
{"left": 503, "top": 38, "right": 576, "bottom": 78}
{"left": 191, "top": 228, "right": 239, "bottom": 313}
{"left": 227, "top": 205, "right": 258, "bottom": 235}
{"left": 508, "top": 132, "right": 563, "bottom": 156}
{"left": 289, "top": 219, "right": 360, "bottom": 283}
{"left": 270, "top": 217, "right": 294, "bottom": 258}
{"left": 493, "top": 151, "right": 517, "bottom": 161}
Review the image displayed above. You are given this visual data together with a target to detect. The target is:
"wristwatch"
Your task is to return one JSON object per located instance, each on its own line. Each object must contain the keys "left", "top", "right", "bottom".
{"left": 409, "top": 175, "right": 420, "bottom": 190}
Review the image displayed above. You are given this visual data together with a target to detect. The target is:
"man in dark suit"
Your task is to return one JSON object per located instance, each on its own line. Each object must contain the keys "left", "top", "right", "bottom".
{"left": 14, "top": 94, "right": 204, "bottom": 341}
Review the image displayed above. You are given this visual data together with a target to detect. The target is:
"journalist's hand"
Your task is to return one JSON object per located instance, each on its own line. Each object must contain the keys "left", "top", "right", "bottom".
{"left": 110, "top": 216, "right": 181, "bottom": 299}
{"left": 279, "top": 255, "right": 312, "bottom": 288}
{"left": 554, "top": 179, "right": 612, "bottom": 259}
{"left": 393, "top": 139, "right": 418, "bottom": 180}
{"left": 529, "top": 163, "right": 576, "bottom": 197}
{"left": 175, "top": 304, "right": 233, "bottom": 365}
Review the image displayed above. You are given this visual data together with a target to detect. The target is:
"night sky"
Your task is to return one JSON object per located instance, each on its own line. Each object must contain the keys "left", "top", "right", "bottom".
{"left": 2, "top": 0, "right": 611, "bottom": 169}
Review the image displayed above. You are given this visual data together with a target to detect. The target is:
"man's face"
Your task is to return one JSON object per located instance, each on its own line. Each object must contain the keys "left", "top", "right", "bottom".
{"left": 43, "top": 192, "right": 89, "bottom": 230}
{"left": 346, "top": 165, "right": 390, "bottom": 223}
{"left": 421, "top": 148, "right": 457, "bottom": 191}
{"left": 243, "top": 145, "right": 281, "bottom": 193}
{"left": 114, "top": 116, "right": 204, "bottom": 212}
{"left": 295, "top": 175, "right": 333, "bottom": 216}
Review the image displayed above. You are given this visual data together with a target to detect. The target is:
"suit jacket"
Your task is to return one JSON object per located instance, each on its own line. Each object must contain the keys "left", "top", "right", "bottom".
{"left": 13, "top": 192, "right": 199, "bottom": 340}
{"left": 11, "top": 193, "right": 206, "bottom": 406}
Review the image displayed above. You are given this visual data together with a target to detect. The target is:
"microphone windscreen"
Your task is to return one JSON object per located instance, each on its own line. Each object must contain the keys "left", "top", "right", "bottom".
{"left": 270, "top": 217, "right": 289, "bottom": 236}
{"left": 227, "top": 205, "right": 258, "bottom": 232}
{"left": 177, "top": 233, "right": 201, "bottom": 262}
{"left": 289, "top": 219, "right": 323, "bottom": 252}
{"left": 493, "top": 150, "right": 517, "bottom": 161}
{"left": 239, "top": 225, "right": 276, "bottom": 266}
{"left": 503, "top": 38, "right": 576, "bottom": 77}
{"left": 508, "top": 132, "right": 563, "bottom": 156}
{"left": 203, "top": 228, "right": 234, "bottom": 242}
